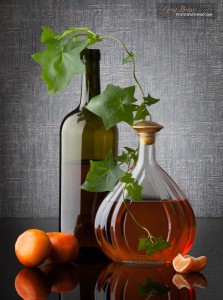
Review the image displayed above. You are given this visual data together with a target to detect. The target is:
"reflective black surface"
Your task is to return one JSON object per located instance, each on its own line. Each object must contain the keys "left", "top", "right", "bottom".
{"left": 0, "top": 217, "right": 222, "bottom": 299}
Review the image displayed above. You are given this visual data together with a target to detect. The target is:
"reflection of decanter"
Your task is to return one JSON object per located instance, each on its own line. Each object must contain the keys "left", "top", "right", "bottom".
{"left": 95, "top": 121, "right": 196, "bottom": 264}
{"left": 95, "top": 262, "right": 196, "bottom": 299}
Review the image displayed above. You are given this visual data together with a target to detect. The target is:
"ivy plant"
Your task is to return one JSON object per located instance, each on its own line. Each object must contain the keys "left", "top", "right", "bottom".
{"left": 32, "top": 26, "right": 170, "bottom": 257}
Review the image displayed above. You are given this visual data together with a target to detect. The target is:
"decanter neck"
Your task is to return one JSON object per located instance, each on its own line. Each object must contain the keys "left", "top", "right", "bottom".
{"left": 138, "top": 141, "right": 157, "bottom": 165}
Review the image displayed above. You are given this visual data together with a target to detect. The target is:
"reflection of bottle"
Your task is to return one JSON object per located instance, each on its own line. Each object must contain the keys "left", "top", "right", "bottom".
{"left": 95, "top": 121, "right": 196, "bottom": 264}
{"left": 60, "top": 49, "right": 118, "bottom": 260}
{"left": 95, "top": 262, "right": 196, "bottom": 299}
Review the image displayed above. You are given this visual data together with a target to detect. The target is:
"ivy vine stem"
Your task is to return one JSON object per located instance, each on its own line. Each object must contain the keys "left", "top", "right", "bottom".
{"left": 56, "top": 28, "right": 153, "bottom": 121}
{"left": 121, "top": 189, "right": 155, "bottom": 244}
{"left": 101, "top": 35, "right": 146, "bottom": 99}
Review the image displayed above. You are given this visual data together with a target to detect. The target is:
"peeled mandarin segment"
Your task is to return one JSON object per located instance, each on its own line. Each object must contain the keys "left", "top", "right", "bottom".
{"left": 191, "top": 256, "right": 208, "bottom": 272}
{"left": 172, "top": 253, "right": 193, "bottom": 274}
{"left": 173, "top": 253, "right": 207, "bottom": 273}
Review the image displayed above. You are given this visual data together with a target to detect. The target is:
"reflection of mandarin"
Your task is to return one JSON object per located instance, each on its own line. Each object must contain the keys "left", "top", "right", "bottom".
{"left": 41, "top": 263, "right": 79, "bottom": 293}
{"left": 15, "top": 229, "right": 52, "bottom": 267}
{"left": 173, "top": 272, "right": 208, "bottom": 289}
{"left": 47, "top": 232, "right": 79, "bottom": 264}
{"left": 173, "top": 253, "right": 208, "bottom": 273}
{"left": 15, "top": 268, "right": 51, "bottom": 300}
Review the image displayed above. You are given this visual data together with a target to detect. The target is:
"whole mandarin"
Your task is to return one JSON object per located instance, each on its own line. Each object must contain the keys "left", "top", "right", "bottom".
{"left": 15, "top": 229, "right": 52, "bottom": 267}
{"left": 47, "top": 232, "right": 79, "bottom": 264}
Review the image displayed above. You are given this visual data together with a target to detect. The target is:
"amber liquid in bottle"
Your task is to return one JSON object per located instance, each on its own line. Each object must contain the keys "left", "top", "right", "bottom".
{"left": 60, "top": 49, "right": 118, "bottom": 261}
{"left": 97, "top": 199, "right": 196, "bottom": 263}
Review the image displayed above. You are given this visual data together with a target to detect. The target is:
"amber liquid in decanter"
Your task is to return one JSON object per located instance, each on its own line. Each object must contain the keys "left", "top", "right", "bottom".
{"left": 96, "top": 198, "right": 195, "bottom": 263}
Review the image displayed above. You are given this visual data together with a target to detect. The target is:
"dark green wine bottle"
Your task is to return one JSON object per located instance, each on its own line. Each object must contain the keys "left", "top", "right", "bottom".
{"left": 60, "top": 49, "right": 118, "bottom": 261}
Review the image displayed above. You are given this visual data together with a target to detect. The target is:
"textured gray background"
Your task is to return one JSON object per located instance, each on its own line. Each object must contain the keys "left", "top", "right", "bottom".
{"left": 0, "top": 0, "right": 222, "bottom": 217}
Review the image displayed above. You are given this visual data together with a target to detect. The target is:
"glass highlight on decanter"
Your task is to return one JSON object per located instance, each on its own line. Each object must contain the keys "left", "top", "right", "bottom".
{"left": 95, "top": 121, "right": 196, "bottom": 265}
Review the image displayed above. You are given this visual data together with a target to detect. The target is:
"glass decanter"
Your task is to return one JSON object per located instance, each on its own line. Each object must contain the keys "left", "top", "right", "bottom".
{"left": 95, "top": 121, "right": 196, "bottom": 265}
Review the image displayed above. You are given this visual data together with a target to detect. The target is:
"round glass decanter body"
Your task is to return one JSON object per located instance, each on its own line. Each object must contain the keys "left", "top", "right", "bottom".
{"left": 95, "top": 121, "right": 196, "bottom": 265}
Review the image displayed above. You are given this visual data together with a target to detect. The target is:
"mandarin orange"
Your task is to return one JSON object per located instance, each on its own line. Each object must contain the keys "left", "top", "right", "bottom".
{"left": 47, "top": 232, "right": 79, "bottom": 264}
{"left": 15, "top": 229, "right": 52, "bottom": 267}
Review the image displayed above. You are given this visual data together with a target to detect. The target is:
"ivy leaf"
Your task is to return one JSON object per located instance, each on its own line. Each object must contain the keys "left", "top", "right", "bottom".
{"left": 121, "top": 172, "right": 142, "bottom": 201}
{"left": 86, "top": 84, "right": 137, "bottom": 129}
{"left": 117, "top": 146, "right": 138, "bottom": 166}
{"left": 32, "top": 27, "right": 63, "bottom": 66}
{"left": 32, "top": 27, "right": 89, "bottom": 94}
{"left": 120, "top": 172, "right": 135, "bottom": 184}
{"left": 134, "top": 104, "right": 150, "bottom": 121}
{"left": 138, "top": 237, "right": 170, "bottom": 257}
{"left": 138, "top": 277, "right": 169, "bottom": 297}
{"left": 40, "top": 26, "right": 58, "bottom": 46}
{"left": 81, "top": 150, "right": 125, "bottom": 192}
{"left": 125, "top": 181, "right": 142, "bottom": 201}
{"left": 143, "top": 94, "right": 160, "bottom": 106}
{"left": 122, "top": 51, "right": 134, "bottom": 64}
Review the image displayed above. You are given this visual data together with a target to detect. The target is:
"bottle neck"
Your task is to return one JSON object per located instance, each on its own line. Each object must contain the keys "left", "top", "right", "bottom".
{"left": 137, "top": 138, "right": 157, "bottom": 166}
{"left": 80, "top": 59, "right": 100, "bottom": 109}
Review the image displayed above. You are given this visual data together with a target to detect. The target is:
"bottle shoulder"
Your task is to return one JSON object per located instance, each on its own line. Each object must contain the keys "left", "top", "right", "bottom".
{"left": 61, "top": 108, "right": 118, "bottom": 133}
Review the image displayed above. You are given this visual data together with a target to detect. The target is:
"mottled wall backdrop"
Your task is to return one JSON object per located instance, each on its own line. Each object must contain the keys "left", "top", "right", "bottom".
{"left": 0, "top": 0, "right": 222, "bottom": 217}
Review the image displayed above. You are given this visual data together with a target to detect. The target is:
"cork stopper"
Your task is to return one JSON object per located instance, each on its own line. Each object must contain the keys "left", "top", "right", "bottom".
{"left": 132, "top": 121, "right": 163, "bottom": 144}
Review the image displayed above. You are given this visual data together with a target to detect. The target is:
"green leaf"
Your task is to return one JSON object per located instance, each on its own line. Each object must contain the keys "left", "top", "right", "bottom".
{"left": 121, "top": 172, "right": 142, "bottom": 201}
{"left": 117, "top": 146, "right": 138, "bottom": 166}
{"left": 41, "top": 26, "right": 57, "bottom": 45}
{"left": 143, "top": 94, "right": 160, "bottom": 106}
{"left": 32, "top": 27, "right": 89, "bottom": 94}
{"left": 120, "top": 172, "right": 135, "bottom": 184}
{"left": 138, "top": 236, "right": 170, "bottom": 257}
{"left": 138, "top": 237, "right": 147, "bottom": 251}
{"left": 44, "top": 39, "right": 88, "bottom": 93}
{"left": 122, "top": 51, "right": 134, "bottom": 64}
{"left": 134, "top": 104, "right": 150, "bottom": 121}
{"left": 81, "top": 150, "right": 125, "bottom": 192}
{"left": 138, "top": 277, "right": 169, "bottom": 298}
{"left": 32, "top": 27, "right": 63, "bottom": 67}
{"left": 125, "top": 180, "right": 142, "bottom": 201}
{"left": 86, "top": 84, "right": 137, "bottom": 129}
